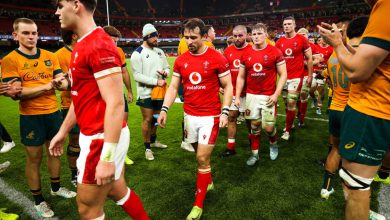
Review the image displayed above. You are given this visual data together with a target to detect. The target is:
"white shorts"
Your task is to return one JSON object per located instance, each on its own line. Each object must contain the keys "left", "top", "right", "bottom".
{"left": 311, "top": 73, "right": 325, "bottom": 87}
{"left": 184, "top": 113, "right": 220, "bottom": 145}
{"left": 77, "top": 126, "right": 130, "bottom": 184}
{"left": 245, "top": 93, "right": 277, "bottom": 126}
{"left": 230, "top": 96, "right": 246, "bottom": 113}
{"left": 283, "top": 78, "right": 301, "bottom": 92}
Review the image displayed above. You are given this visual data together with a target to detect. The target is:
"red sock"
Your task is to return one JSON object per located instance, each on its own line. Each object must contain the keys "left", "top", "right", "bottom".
{"left": 194, "top": 167, "right": 211, "bottom": 208}
{"left": 299, "top": 101, "right": 308, "bottom": 123}
{"left": 119, "top": 189, "right": 149, "bottom": 220}
{"left": 269, "top": 133, "right": 277, "bottom": 144}
{"left": 250, "top": 134, "right": 260, "bottom": 151}
{"left": 227, "top": 139, "right": 236, "bottom": 150}
{"left": 286, "top": 110, "right": 296, "bottom": 132}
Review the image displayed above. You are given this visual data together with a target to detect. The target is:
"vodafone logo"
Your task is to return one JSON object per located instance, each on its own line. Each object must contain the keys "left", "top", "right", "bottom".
{"left": 285, "top": 48, "right": 293, "bottom": 56}
{"left": 233, "top": 59, "right": 240, "bottom": 68}
{"left": 253, "top": 63, "right": 263, "bottom": 72}
{"left": 189, "top": 72, "right": 202, "bottom": 85}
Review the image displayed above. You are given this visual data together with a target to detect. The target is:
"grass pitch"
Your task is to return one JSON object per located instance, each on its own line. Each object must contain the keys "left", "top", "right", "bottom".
{"left": 0, "top": 57, "right": 380, "bottom": 219}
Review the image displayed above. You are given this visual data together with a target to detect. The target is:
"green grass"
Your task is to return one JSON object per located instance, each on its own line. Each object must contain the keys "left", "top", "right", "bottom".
{"left": 0, "top": 57, "right": 380, "bottom": 219}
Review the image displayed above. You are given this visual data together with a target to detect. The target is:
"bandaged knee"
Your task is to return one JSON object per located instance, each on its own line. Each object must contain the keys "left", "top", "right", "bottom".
{"left": 339, "top": 167, "right": 373, "bottom": 191}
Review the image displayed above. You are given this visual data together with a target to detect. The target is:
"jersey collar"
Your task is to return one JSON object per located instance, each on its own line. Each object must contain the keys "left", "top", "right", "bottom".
{"left": 15, "top": 48, "right": 41, "bottom": 59}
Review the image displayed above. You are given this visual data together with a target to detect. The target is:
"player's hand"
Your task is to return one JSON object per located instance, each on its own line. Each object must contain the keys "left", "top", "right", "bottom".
{"left": 219, "top": 87, "right": 224, "bottom": 94}
{"left": 317, "top": 23, "right": 343, "bottom": 48}
{"left": 49, "top": 132, "right": 66, "bottom": 157}
{"left": 127, "top": 91, "right": 133, "bottom": 103}
{"left": 157, "top": 79, "right": 166, "bottom": 87}
{"left": 234, "top": 96, "right": 240, "bottom": 108}
{"left": 157, "top": 70, "right": 168, "bottom": 78}
{"left": 1, "top": 79, "right": 22, "bottom": 97}
{"left": 157, "top": 111, "right": 167, "bottom": 128}
{"left": 267, "top": 94, "right": 278, "bottom": 107}
{"left": 219, "top": 114, "right": 228, "bottom": 128}
{"left": 95, "top": 160, "right": 115, "bottom": 186}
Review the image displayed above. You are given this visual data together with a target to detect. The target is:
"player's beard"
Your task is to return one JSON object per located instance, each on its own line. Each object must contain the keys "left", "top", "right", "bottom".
{"left": 234, "top": 40, "right": 245, "bottom": 48}
{"left": 146, "top": 40, "right": 158, "bottom": 48}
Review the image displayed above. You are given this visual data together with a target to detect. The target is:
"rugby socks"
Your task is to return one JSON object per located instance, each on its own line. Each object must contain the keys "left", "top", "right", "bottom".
{"left": 296, "top": 100, "right": 301, "bottom": 118}
{"left": 285, "top": 110, "right": 296, "bottom": 132}
{"left": 250, "top": 134, "right": 260, "bottom": 155}
{"left": 144, "top": 143, "right": 151, "bottom": 150}
{"left": 0, "top": 123, "right": 12, "bottom": 142}
{"left": 299, "top": 101, "right": 308, "bottom": 124}
{"left": 378, "top": 166, "right": 390, "bottom": 179}
{"left": 194, "top": 166, "right": 212, "bottom": 209}
{"left": 322, "top": 170, "right": 334, "bottom": 190}
{"left": 150, "top": 134, "right": 157, "bottom": 144}
{"left": 227, "top": 138, "right": 236, "bottom": 151}
{"left": 70, "top": 167, "right": 77, "bottom": 182}
{"left": 117, "top": 188, "right": 149, "bottom": 220}
{"left": 269, "top": 134, "right": 277, "bottom": 144}
{"left": 50, "top": 177, "right": 61, "bottom": 192}
{"left": 30, "top": 189, "right": 44, "bottom": 205}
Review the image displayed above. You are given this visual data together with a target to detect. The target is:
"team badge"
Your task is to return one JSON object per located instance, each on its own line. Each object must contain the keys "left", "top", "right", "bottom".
{"left": 189, "top": 72, "right": 202, "bottom": 85}
{"left": 253, "top": 63, "right": 263, "bottom": 72}
{"left": 146, "top": 54, "right": 149, "bottom": 58}
{"left": 203, "top": 61, "right": 209, "bottom": 70}
{"left": 184, "top": 63, "right": 188, "bottom": 68}
{"left": 285, "top": 48, "right": 293, "bottom": 56}
{"left": 44, "top": 60, "right": 52, "bottom": 66}
{"left": 245, "top": 109, "right": 251, "bottom": 116}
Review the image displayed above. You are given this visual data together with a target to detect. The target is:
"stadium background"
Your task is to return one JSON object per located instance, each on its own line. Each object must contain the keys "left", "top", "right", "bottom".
{"left": 0, "top": 0, "right": 388, "bottom": 219}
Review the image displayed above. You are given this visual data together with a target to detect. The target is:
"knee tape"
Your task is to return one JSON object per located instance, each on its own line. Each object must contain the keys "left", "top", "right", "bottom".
{"left": 67, "top": 144, "right": 80, "bottom": 157}
{"left": 287, "top": 93, "right": 298, "bottom": 102}
{"left": 339, "top": 167, "right": 373, "bottom": 191}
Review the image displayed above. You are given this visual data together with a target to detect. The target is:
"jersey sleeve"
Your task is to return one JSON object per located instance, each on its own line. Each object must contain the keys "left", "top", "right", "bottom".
{"left": 361, "top": 0, "right": 390, "bottom": 51}
{"left": 89, "top": 40, "right": 122, "bottom": 79}
{"left": 172, "top": 57, "right": 182, "bottom": 78}
{"left": 1, "top": 55, "right": 20, "bottom": 82}
{"left": 217, "top": 54, "right": 230, "bottom": 78}
{"left": 51, "top": 53, "right": 63, "bottom": 76}
{"left": 275, "top": 47, "right": 286, "bottom": 66}
{"left": 117, "top": 47, "right": 127, "bottom": 67}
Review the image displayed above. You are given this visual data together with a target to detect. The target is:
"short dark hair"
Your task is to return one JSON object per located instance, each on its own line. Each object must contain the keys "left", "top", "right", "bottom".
{"left": 283, "top": 16, "right": 295, "bottom": 22}
{"left": 183, "top": 18, "right": 206, "bottom": 36}
{"left": 336, "top": 16, "right": 351, "bottom": 24}
{"left": 13, "top": 18, "right": 36, "bottom": 31}
{"left": 267, "top": 26, "right": 277, "bottom": 32}
{"left": 347, "top": 16, "right": 369, "bottom": 39}
{"left": 204, "top": 25, "right": 214, "bottom": 34}
{"left": 61, "top": 29, "right": 74, "bottom": 45}
{"left": 103, "top": 25, "right": 122, "bottom": 38}
{"left": 57, "top": 0, "right": 97, "bottom": 12}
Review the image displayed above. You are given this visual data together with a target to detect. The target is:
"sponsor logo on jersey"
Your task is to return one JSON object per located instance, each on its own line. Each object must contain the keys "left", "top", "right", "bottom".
{"left": 189, "top": 72, "right": 202, "bottom": 85}
{"left": 203, "top": 61, "right": 209, "bottom": 70}
{"left": 285, "top": 48, "right": 293, "bottom": 56}
{"left": 23, "top": 72, "right": 52, "bottom": 81}
{"left": 233, "top": 59, "right": 240, "bottom": 68}
{"left": 22, "top": 63, "right": 30, "bottom": 70}
{"left": 344, "top": 142, "right": 356, "bottom": 149}
{"left": 253, "top": 63, "right": 263, "bottom": 72}
{"left": 184, "top": 63, "right": 188, "bottom": 68}
{"left": 33, "top": 61, "right": 38, "bottom": 67}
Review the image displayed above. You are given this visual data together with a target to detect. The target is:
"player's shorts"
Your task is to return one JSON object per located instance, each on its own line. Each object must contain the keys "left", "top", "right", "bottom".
{"left": 124, "top": 95, "right": 129, "bottom": 113}
{"left": 339, "top": 105, "right": 390, "bottom": 166}
{"left": 229, "top": 96, "right": 246, "bottom": 113}
{"left": 136, "top": 97, "right": 163, "bottom": 111}
{"left": 283, "top": 78, "right": 301, "bottom": 92}
{"left": 20, "top": 111, "right": 62, "bottom": 146}
{"left": 77, "top": 126, "right": 130, "bottom": 184}
{"left": 244, "top": 93, "right": 277, "bottom": 126}
{"left": 300, "top": 76, "right": 310, "bottom": 94}
{"left": 184, "top": 113, "right": 220, "bottom": 145}
{"left": 311, "top": 73, "right": 325, "bottom": 87}
{"left": 61, "top": 109, "right": 80, "bottom": 135}
{"left": 328, "top": 109, "right": 344, "bottom": 137}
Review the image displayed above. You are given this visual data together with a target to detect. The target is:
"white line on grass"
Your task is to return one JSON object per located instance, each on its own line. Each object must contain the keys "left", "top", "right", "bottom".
{"left": 0, "top": 177, "right": 58, "bottom": 220}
